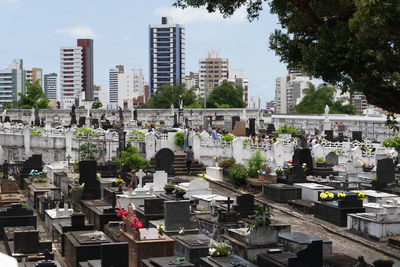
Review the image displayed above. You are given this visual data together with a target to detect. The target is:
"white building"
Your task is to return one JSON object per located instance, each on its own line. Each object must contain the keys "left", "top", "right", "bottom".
{"left": 0, "top": 59, "right": 25, "bottom": 106}
{"left": 226, "top": 69, "right": 249, "bottom": 106}
{"left": 185, "top": 72, "right": 199, "bottom": 90}
{"left": 43, "top": 73, "right": 57, "bottom": 100}
{"left": 118, "top": 68, "right": 145, "bottom": 109}
{"left": 94, "top": 85, "right": 107, "bottom": 107}
{"left": 108, "top": 65, "right": 124, "bottom": 109}
{"left": 275, "top": 70, "right": 313, "bottom": 114}
{"left": 248, "top": 96, "right": 260, "bottom": 109}
{"left": 24, "top": 68, "right": 43, "bottom": 87}
{"left": 60, "top": 47, "right": 83, "bottom": 109}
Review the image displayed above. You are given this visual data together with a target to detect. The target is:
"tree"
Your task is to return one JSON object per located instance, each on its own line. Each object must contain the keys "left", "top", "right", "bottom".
{"left": 16, "top": 80, "right": 51, "bottom": 109}
{"left": 206, "top": 81, "right": 246, "bottom": 108}
{"left": 295, "top": 83, "right": 356, "bottom": 115}
{"left": 174, "top": 0, "right": 400, "bottom": 114}
{"left": 145, "top": 84, "right": 198, "bottom": 108}
{"left": 92, "top": 101, "right": 103, "bottom": 109}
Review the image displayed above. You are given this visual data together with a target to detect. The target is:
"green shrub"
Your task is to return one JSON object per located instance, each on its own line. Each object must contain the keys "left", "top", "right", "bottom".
{"left": 228, "top": 164, "right": 248, "bottom": 187}
{"left": 316, "top": 157, "right": 325, "bottom": 163}
{"left": 112, "top": 146, "right": 150, "bottom": 172}
{"left": 274, "top": 123, "right": 300, "bottom": 136}
{"left": 221, "top": 134, "right": 234, "bottom": 142}
{"left": 218, "top": 158, "right": 236, "bottom": 169}
{"left": 79, "top": 143, "right": 98, "bottom": 161}
{"left": 383, "top": 136, "right": 400, "bottom": 151}
{"left": 247, "top": 150, "right": 266, "bottom": 178}
{"left": 175, "top": 132, "right": 185, "bottom": 148}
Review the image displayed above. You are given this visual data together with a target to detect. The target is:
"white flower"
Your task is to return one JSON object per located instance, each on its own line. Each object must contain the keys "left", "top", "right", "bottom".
{"left": 209, "top": 248, "right": 216, "bottom": 255}
{"left": 179, "top": 227, "right": 184, "bottom": 235}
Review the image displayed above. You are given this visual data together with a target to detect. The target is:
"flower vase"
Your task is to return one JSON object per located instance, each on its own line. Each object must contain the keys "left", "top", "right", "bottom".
{"left": 121, "top": 221, "right": 129, "bottom": 232}
{"left": 258, "top": 174, "right": 265, "bottom": 181}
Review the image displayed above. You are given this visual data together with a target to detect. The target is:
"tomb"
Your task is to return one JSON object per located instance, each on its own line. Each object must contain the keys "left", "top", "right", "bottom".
{"left": 150, "top": 200, "right": 198, "bottom": 236}
{"left": 199, "top": 255, "right": 257, "bottom": 267}
{"left": 177, "top": 178, "right": 212, "bottom": 199}
{"left": 0, "top": 180, "right": 26, "bottom": 208}
{"left": 277, "top": 231, "right": 332, "bottom": 255}
{"left": 294, "top": 183, "right": 335, "bottom": 202}
{"left": 37, "top": 189, "right": 62, "bottom": 220}
{"left": 257, "top": 240, "right": 323, "bottom": 267}
{"left": 286, "top": 164, "right": 307, "bottom": 185}
{"left": 27, "top": 181, "right": 59, "bottom": 209}
{"left": 79, "top": 160, "right": 101, "bottom": 200}
{"left": 205, "top": 167, "right": 223, "bottom": 181}
{"left": 44, "top": 205, "right": 74, "bottom": 234}
{"left": 263, "top": 183, "right": 302, "bottom": 203}
{"left": 120, "top": 228, "right": 174, "bottom": 267}
{"left": 142, "top": 256, "right": 195, "bottom": 267}
{"left": 223, "top": 222, "right": 291, "bottom": 263}
{"left": 374, "top": 158, "right": 395, "bottom": 190}
{"left": 17, "top": 154, "right": 43, "bottom": 189}
{"left": 136, "top": 198, "right": 165, "bottom": 228}
{"left": 53, "top": 213, "right": 95, "bottom": 256}
{"left": 173, "top": 234, "right": 211, "bottom": 267}
{"left": 64, "top": 230, "right": 113, "bottom": 267}
{"left": 155, "top": 149, "right": 175, "bottom": 176}
{"left": 314, "top": 192, "right": 365, "bottom": 227}
{"left": 0, "top": 203, "right": 37, "bottom": 240}
{"left": 76, "top": 242, "right": 129, "bottom": 267}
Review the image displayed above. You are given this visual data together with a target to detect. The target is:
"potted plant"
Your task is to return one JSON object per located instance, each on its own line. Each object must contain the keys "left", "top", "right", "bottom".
{"left": 175, "top": 187, "right": 186, "bottom": 199}
{"left": 361, "top": 161, "right": 375, "bottom": 172}
{"left": 218, "top": 158, "right": 236, "bottom": 178}
{"left": 247, "top": 150, "right": 266, "bottom": 178}
{"left": 275, "top": 167, "right": 283, "bottom": 178}
{"left": 257, "top": 169, "right": 267, "bottom": 181}
{"left": 228, "top": 163, "right": 248, "bottom": 187}
{"left": 164, "top": 183, "right": 175, "bottom": 194}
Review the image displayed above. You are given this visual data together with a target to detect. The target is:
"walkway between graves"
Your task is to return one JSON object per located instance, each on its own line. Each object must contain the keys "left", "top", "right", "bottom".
{"left": 205, "top": 177, "right": 400, "bottom": 263}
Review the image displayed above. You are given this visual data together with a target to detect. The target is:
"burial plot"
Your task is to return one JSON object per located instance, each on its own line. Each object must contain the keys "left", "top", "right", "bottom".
{"left": 232, "top": 121, "right": 246, "bottom": 137}
{"left": 352, "top": 131, "right": 362, "bottom": 142}
{"left": 278, "top": 231, "right": 332, "bottom": 255}
{"left": 120, "top": 228, "right": 174, "bottom": 267}
{"left": 325, "top": 130, "right": 333, "bottom": 141}
{"left": 173, "top": 234, "right": 211, "bottom": 267}
{"left": 325, "top": 152, "right": 338, "bottom": 167}
{"left": 155, "top": 149, "right": 175, "bottom": 176}
{"left": 53, "top": 213, "right": 95, "bottom": 256}
{"left": 78, "top": 242, "right": 129, "bottom": 267}
{"left": 44, "top": 205, "right": 73, "bottom": 234}
{"left": 37, "top": 189, "right": 62, "bottom": 220}
{"left": 0, "top": 180, "right": 26, "bottom": 207}
{"left": 199, "top": 255, "right": 256, "bottom": 267}
{"left": 375, "top": 158, "right": 395, "bottom": 189}
{"left": 142, "top": 256, "right": 195, "bottom": 267}
{"left": 233, "top": 194, "right": 254, "bottom": 218}
{"left": 0, "top": 203, "right": 37, "bottom": 240}
{"left": 287, "top": 164, "right": 307, "bottom": 185}
{"left": 7, "top": 229, "right": 52, "bottom": 261}
{"left": 64, "top": 230, "right": 112, "bottom": 267}
{"left": 263, "top": 183, "right": 302, "bottom": 203}
{"left": 18, "top": 154, "right": 43, "bottom": 189}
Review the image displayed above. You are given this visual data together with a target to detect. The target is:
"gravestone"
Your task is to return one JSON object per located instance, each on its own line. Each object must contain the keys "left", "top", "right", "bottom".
{"left": 1, "top": 180, "right": 19, "bottom": 193}
{"left": 287, "top": 164, "right": 307, "bottom": 185}
{"left": 0, "top": 203, "right": 37, "bottom": 240}
{"left": 173, "top": 234, "right": 211, "bottom": 267}
{"left": 249, "top": 118, "right": 256, "bottom": 136}
{"left": 338, "top": 132, "right": 344, "bottom": 142}
{"left": 153, "top": 171, "right": 168, "bottom": 191}
{"left": 376, "top": 158, "right": 395, "bottom": 189}
{"left": 325, "top": 152, "right": 338, "bottom": 167}
{"left": 79, "top": 160, "right": 101, "bottom": 199}
{"left": 234, "top": 194, "right": 254, "bottom": 218}
{"left": 137, "top": 198, "right": 165, "bottom": 228}
{"left": 266, "top": 124, "right": 275, "bottom": 135}
{"left": 155, "top": 148, "right": 175, "bottom": 176}
{"left": 164, "top": 200, "right": 193, "bottom": 231}
{"left": 292, "top": 148, "right": 313, "bottom": 173}
{"left": 100, "top": 242, "right": 129, "bottom": 267}
{"left": 325, "top": 130, "right": 333, "bottom": 142}
{"left": 352, "top": 131, "right": 362, "bottom": 142}
{"left": 13, "top": 229, "right": 52, "bottom": 254}
{"left": 78, "top": 117, "right": 86, "bottom": 127}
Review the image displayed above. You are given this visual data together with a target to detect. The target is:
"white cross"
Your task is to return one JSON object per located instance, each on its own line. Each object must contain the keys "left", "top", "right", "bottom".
{"left": 137, "top": 169, "right": 145, "bottom": 188}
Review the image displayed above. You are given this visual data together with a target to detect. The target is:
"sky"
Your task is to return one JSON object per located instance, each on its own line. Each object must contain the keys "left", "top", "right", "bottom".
{"left": 0, "top": 0, "right": 290, "bottom": 107}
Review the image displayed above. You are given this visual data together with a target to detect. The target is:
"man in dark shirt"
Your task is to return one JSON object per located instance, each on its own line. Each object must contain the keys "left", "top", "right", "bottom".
{"left": 185, "top": 146, "right": 194, "bottom": 176}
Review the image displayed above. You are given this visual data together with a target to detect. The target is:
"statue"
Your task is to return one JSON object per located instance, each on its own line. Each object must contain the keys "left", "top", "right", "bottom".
{"left": 179, "top": 95, "right": 183, "bottom": 111}
{"left": 70, "top": 181, "right": 85, "bottom": 213}
{"left": 1, "top": 109, "right": 6, "bottom": 122}
{"left": 70, "top": 104, "right": 77, "bottom": 126}
{"left": 324, "top": 105, "right": 330, "bottom": 121}
{"left": 170, "top": 104, "right": 174, "bottom": 116}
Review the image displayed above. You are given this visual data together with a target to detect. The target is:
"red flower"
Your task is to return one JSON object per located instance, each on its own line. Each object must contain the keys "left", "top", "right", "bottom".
{"left": 117, "top": 208, "right": 127, "bottom": 218}
{"left": 135, "top": 221, "right": 143, "bottom": 230}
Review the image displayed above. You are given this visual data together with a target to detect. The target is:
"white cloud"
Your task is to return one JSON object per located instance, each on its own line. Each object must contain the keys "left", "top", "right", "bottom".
{"left": 154, "top": 6, "right": 247, "bottom": 25}
{"left": 0, "top": 0, "right": 20, "bottom": 9}
{"left": 55, "top": 26, "right": 103, "bottom": 39}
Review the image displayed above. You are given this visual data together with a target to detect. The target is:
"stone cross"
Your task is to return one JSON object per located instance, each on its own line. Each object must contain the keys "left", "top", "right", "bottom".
{"left": 66, "top": 155, "right": 72, "bottom": 165}
{"left": 137, "top": 169, "right": 145, "bottom": 188}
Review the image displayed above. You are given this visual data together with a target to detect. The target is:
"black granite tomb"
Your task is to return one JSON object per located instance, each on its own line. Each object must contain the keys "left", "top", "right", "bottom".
{"left": 79, "top": 160, "right": 101, "bottom": 200}
{"left": 352, "top": 131, "right": 362, "bottom": 142}
{"left": 325, "top": 130, "right": 333, "bottom": 142}
{"left": 136, "top": 198, "right": 165, "bottom": 228}
{"left": 233, "top": 194, "right": 254, "bottom": 218}
{"left": 263, "top": 183, "right": 302, "bottom": 203}
{"left": 0, "top": 203, "right": 37, "bottom": 240}
{"left": 155, "top": 148, "right": 175, "bottom": 176}
{"left": 375, "top": 158, "right": 395, "bottom": 189}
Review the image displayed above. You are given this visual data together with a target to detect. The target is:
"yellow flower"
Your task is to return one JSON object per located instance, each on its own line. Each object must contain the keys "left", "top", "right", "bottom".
{"left": 116, "top": 179, "right": 124, "bottom": 183}
{"left": 121, "top": 163, "right": 125, "bottom": 167}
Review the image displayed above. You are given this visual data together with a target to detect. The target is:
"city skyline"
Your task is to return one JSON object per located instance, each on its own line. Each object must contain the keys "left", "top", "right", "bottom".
{"left": 0, "top": 0, "right": 288, "bottom": 107}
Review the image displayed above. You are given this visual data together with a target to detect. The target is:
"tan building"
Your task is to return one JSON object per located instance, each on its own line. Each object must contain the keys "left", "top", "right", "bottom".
{"left": 25, "top": 67, "right": 43, "bottom": 86}
{"left": 199, "top": 50, "right": 228, "bottom": 97}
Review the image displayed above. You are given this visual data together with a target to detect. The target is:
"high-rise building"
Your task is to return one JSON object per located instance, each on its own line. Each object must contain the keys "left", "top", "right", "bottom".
{"left": 60, "top": 39, "right": 94, "bottom": 109}
{"left": 25, "top": 68, "right": 43, "bottom": 87}
{"left": 149, "top": 16, "right": 185, "bottom": 96}
{"left": 118, "top": 68, "right": 145, "bottom": 109}
{"left": 0, "top": 59, "right": 25, "bottom": 106}
{"left": 185, "top": 72, "right": 199, "bottom": 90}
{"left": 199, "top": 50, "right": 228, "bottom": 97}
{"left": 93, "top": 85, "right": 107, "bottom": 107}
{"left": 266, "top": 101, "right": 275, "bottom": 114}
{"left": 109, "top": 65, "right": 124, "bottom": 109}
{"left": 226, "top": 69, "right": 249, "bottom": 106}
{"left": 248, "top": 96, "right": 260, "bottom": 109}
{"left": 275, "top": 70, "right": 312, "bottom": 114}
{"left": 43, "top": 73, "right": 57, "bottom": 100}
{"left": 77, "top": 39, "right": 94, "bottom": 101}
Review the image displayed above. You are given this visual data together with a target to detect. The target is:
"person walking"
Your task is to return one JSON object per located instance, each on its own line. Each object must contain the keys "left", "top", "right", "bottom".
{"left": 183, "top": 125, "right": 190, "bottom": 152}
{"left": 185, "top": 146, "right": 194, "bottom": 176}
{"left": 212, "top": 127, "right": 218, "bottom": 145}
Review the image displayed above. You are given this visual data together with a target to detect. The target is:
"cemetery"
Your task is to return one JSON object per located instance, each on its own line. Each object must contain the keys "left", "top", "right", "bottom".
{"left": 0, "top": 107, "right": 400, "bottom": 266}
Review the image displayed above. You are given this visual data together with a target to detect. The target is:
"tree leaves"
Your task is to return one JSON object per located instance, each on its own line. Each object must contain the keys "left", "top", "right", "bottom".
{"left": 16, "top": 80, "right": 51, "bottom": 109}
{"left": 206, "top": 81, "right": 246, "bottom": 108}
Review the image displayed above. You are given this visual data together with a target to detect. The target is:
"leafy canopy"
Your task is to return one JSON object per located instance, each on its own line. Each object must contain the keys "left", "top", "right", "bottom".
{"left": 295, "top": 83, "right": 356, "bottom": 115}
{"left": 144, "top": 84, "right": 197, "bottom": 109}
{"left": 13, "top": 80, "right": 51, "bottom": 109}
{"left": 112, "top": 146, "right": 150, "bottom": 172}
{"left": 206, "top": 81, "right": 246, "bottom": 108}
{"left": 174, "top": 0, "right": 400, "bottom": 114}
{"left": 92, "top": 101, "right": 102, "bottom": 109}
